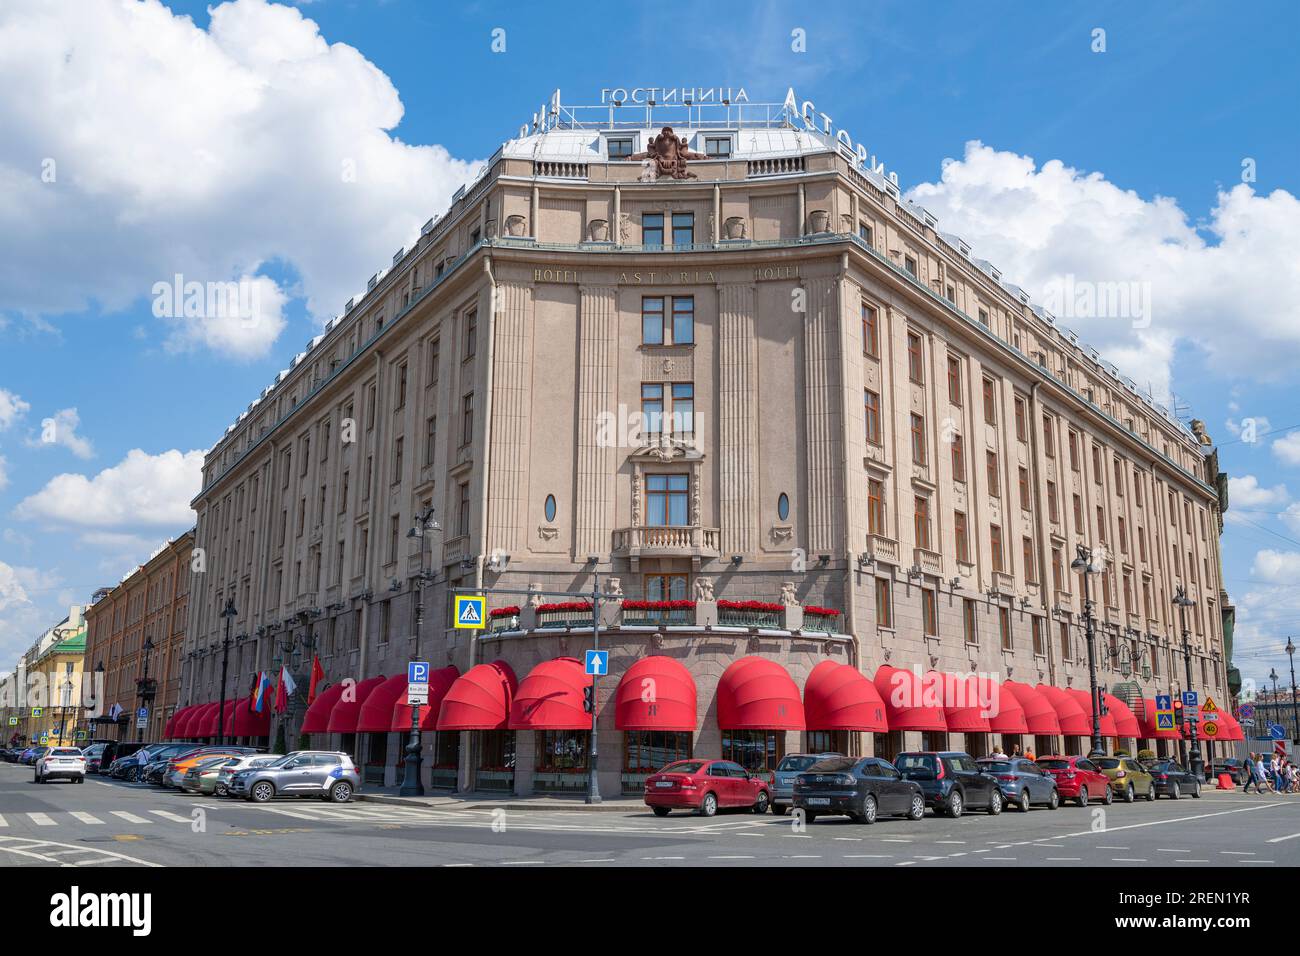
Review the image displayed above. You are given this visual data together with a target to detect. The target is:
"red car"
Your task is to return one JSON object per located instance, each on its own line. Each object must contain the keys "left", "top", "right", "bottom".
{"left": 1035, "top": 755, "right": 1113, "bottom": 807}
{"left": 644, "top": 759, "right": 771, "bottom": 817}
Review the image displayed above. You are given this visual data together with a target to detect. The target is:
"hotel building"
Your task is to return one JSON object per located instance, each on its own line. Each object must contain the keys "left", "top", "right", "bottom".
{"left": 179, "top": 90, "right": 1235, "bottom": 795}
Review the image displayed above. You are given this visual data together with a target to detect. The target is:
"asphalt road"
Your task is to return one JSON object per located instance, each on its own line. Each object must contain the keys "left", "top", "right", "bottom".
{"left": 2, "top": 762, "right": 1298, "bottom": 868}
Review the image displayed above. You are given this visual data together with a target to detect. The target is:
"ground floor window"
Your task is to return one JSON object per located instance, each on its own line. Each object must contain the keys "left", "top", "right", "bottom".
{"left": 1034, "top": 735, "right": 1057, "bottom": 757}
{"left": 721, "top": 729, "right": 783, "bottom": 773}
{"left": 535, "top": 730, "right": 589, "bottom": 792}
{"left": 921, "top": 731, "right": 947, "bottom": 752}
{"left": 363, "top": 731, "right": 387, "bottom": 785}
{"left": 432, "top": 732, "right": 459, "bottom": 790}
{"left": 622, "top": 730, "right": 693, "bottom": 793}
{"left": 965, "top": 733, "right": 989, "bottom": 758}
{"left": 806, "top": 730, "right": 849, "bottom": 755}
{"left": 339, "top": 732, "right": 357, "bottom": 761}
{"left": 1064, "top": 735, "right": 1084, "bottom": 756}
{"left": 875, "top": 731, "right": 902, "bottom": 761}
{"left": 1000, "top": 734, "right": 1022, "bottom": 757}
{"left": 476, "top": 730, "right": 515, "bottom": 792}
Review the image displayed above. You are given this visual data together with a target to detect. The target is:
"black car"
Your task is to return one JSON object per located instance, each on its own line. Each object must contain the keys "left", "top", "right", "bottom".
{"left": 895, "top": 751, "right": 1004, "bottom": 817}
{"left": 792, "top": 756, "right": 925, "bottom": 824}
{"left": 1146, "top": 759, "right": 1202, "bottom": 799}
{"left": 1208, "top": 757, "right": 1250, "bottom": 785}
{"left": 101, "top": 740, "right": 147, "bottom": 773}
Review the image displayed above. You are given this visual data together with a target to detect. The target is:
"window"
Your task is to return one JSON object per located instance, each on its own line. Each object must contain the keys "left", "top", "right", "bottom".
{"left": 986, "top": 451, "right": 1000, "bottom": 497}
{"left": 982, "top": 378, "right": 997, "bottom": 424}
{"left": 978, "top": 307, "right": 989, "bottom": 327}
{"left": 922, "top": 589, "right": 938, "bottom": 636}
{"left": 1138, "top": 527, "right": 1148, "bottom": 562}
{"left": 1023, "top": 537, "right": 1036, "bottom": 583}
{"left": 1047, "top": 480, "right": 1059, "bottom": 522}
{"left": 777, "top": 492, "right": 790, "bottom": 522}
{"left": 1014, "top": 397, "right": 1027, "bottom": 441}
{"left": 947, "top": 356, "right": 963, "bottom": 405}
{"left": 428, "top": 337, "right": 441, "bottom": 383}
{"left": 867, "top": 478, "right": 885, "bottom": 535}
{"left": 457, "top": 482, "right": 471, "bottom": 537}
{"left": 703, "top": 136, "right": 731, "bottom": 158}
{"left": 910, "top": 413, "right": 926, "bottom": 464}
{"left": 396, "top": 362, "right": 408, "bottom": 407}
{"left": 1018, "top": 466, "right": 1030, "bottom": 509}
{"left": 671, "top": 384, "right": 694, "bottom": 437}
{"left": 607, "top": 137, "right": 634, "bottom": 159}
{"left": 864, "top": 389, "right": 882, "bottom": 445}
{"left": 1059, "top": 622, "right": 1071, "bottom": 661}
{"left": 366, "top": 383, "right": 378, "bottom": 431}
{"left": 951, "top": 433, "right": 965, "bottom": 482}
{"left": 1068, "top": 431, "right": 1080, "bottom": 471}
{"left": 339, "top": 471, "right": 349, "bottom": 514}
{"left": 641, "top": 384, "right": 664, "bottom": 436}
{"left": 425, "top": 416, "right": 437, "bottom": 466}
{"left": 455, "top": 394, "right": 472, "bottom": 447}
{"left": 861, "top": 302, "right": 879, "bottom": 357}
{"left": 954, "top": 511, "right": 970, "bottom": 563}
{"left": 990, "top": 524, "right": 1004, "bottom": 573}
{"left": 1073, "top": 493, "right": 1083, "bottom": 528}
{"left": 1091, "top": 444, "right": 1103, "bottom": 483}
{"left": 300, "top": 438, "right": 310, "bottom": 475}
{"left": 963, "top": 599, "right": 977, "bottom": 644}
{"left": 1114, "top": 457, "right": 1125, "bottom": 496}
{"left": 875, "top": 578, "right": 893, "bottom": 628}
{"left": 624, "top": 730, "right": 692, "bottom": 774}
{"left": 544, "top": 494, "right": 557, "bottom": 523}
{"left": 1096, "top": 505, "right": 1107, "bottom": 544}
{"left": 1118, "top": 516, "right": 1128, "bottom": 555}
{"left": 907, "top": 332, "right": 924, "bottom": 383}
{"left": 641, "top": 296, "right": 694, "bottom": 345}
{"left": 392, "top": 436, "right": 403, "bottom": 481}
{"left": 671, "top": 212, "right": 694, "bottom": 246}
{"left": 999, "top": 607, "right": 1012, "bottom": 650}
{"left": 1051, "top": 547, "right": 1063, "bottom": 591}
{"left": 904, "top": 254, "right": 918, "bottom": 277}
{"left": 672, "top": 296, "right": 694, "bottom": 344}
{"left": 1042, "top": 415, "right": 1055, "bottom": 456}
{"left": 1031, "top": 617, "right": 1046, "bottom": 657}
{"left": 463, "top": 310, "right": 476, "bottom": 361}
{"left": 642, "top": 213, "right": 664, "bottom": 247}
{"left": 389, "top": 514, "right": 400, "bottom": 563}
{"left": 914, "top": 496, "right": 931, "bottom": 550}
{"left": 645, "top": 573, "right": 688, "bottom": 601}
{"left": 646, "top": 474, "right": 689, "bottom": 525}
{"left": 859, "top": 222, "right": 873, "bottom": 244}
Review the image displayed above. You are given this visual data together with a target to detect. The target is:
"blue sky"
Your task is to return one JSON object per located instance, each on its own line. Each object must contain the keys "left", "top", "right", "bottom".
{"left": 2, "top": 0, "right": 1299, "bottom": 688}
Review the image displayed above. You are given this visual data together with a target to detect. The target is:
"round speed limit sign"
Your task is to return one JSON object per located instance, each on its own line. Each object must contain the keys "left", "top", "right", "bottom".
{"left": 1203, "top": 720, "right": 1219, "bottom": 738}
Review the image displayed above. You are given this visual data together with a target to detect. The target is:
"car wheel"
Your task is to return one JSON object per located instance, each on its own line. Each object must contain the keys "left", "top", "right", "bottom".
{"left": 1170, "top": 782, "right": 1181, "bottom": 800}
{"left": 948, "top": 790, "right": 964, "bottom": 818}
{"left": 1047, "top": 789, "right": 1059, "bottom": 810}
{"left": 771, "top": 803, "right": 788, "bottom": 816}
{"left": 988, "top": 790, "right": 1002, "bottom": 815}
{"left": 907, "top": 793, "right": 925, "bottom": 820}
{"left": 1191, "top": 783, "right": 1201, "bottom": 799}
{"left": 804, "top": 812, "right": 817, "bottom": 824}
{"left": 1078, "top": 787, "right": 1089, "bottom": 808}
{"left": 860, "top": 794, "right": 878, "bottom": 824}
{"left": 250, "top": 781, "right": 275, "bottom": 803}
{"left": 698, "top": 792, "right": 718, "bottom": 817}
{"left": 214, "top": 784, "right": 228, "bottom": 797}
{"left": 752, "top": 790, "right": 769, "bottom": 814}
{"left": 1103, "top": 786, "right": 1113, "bottom": 805}
{"left": 1016, "top": 790, "right": 1031, "bottom": 812}
{"left": 1124, "top": 784, "right": 1135, "bottom": 803}
{"left": 76, "top": 776, "right": 84, "bottom": 785}
{"left": 328, "top": 782, "right": 353, "bottom": 803}
{"left": 1146, "top": 784, "right": 1156, "bottom": 802}
{"left": 652, "top": 806, "right": 671, "bottom": 817}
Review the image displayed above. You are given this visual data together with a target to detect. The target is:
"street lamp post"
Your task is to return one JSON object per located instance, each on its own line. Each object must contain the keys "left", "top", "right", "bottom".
{"left": 1287, "top": 638, "right": 1299, "bottom": 744}
{"left": 586, "top": 567, "right": 602, "bottom": 805}
{"left": 1071, "top": 544, "right": 1104, "bottom": 757}
{"left": 218, "top": 599, "right": 237, "bottom": 745}
{"left": 400, "top": 508, "right": 441, "bottom": 797}
{"left": 1269, "top": 667, "right": 1280, "bottom": 734}
{"left": 1173, "top": 586, "right": 1202, "bottom": 779}
{"left": 136, "top": 636, "right": 156, "bottom": 743}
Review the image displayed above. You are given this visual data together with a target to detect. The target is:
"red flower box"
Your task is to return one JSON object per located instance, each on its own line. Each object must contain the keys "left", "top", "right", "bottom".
{"left": 622, "top": 599, "right": 697, "bottom": 610}
{"left": 489, "top": 605, "right": 521, "bottom": 619}
{"left": 803, "top": 606, "right": 841, "bottom": 617}
{"left": 536, "top": 601, "right": 593, "bottom": 613}
{"left": 717, "top": 599, "right": 784, "bottom": 613}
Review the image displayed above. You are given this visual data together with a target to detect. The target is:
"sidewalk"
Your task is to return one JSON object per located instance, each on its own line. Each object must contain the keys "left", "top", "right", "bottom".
{"left": 355, "top": 786, "right": 646, "bottom": 812}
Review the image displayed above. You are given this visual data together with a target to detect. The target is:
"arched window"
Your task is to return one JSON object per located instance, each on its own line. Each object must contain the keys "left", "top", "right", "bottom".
{"left": 544, "top": 494, "right": 557, "bottom": 522}
{"left": 777, "top": 493, "right": 790, "bottom": 521}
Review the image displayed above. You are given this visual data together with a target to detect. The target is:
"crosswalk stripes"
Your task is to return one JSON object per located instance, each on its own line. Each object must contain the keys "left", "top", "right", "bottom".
{"left": 28, "top": 813, "right": 56, "bottom": 826}
{"left": 149, "top": 809, "right": 192, "bottom": 823}
{"left": 0, "top": 814, "right": 7, "bottom": 827}
{"left": 68, "top": 811, "right": 104, "bottom": 825}
{"left": 110, "top": 810, "right": 151, "bottom": 824}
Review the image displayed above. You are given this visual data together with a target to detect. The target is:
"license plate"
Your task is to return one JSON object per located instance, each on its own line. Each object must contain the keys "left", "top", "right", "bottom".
{"left": 654, "top": 781, "right": 674, "bottom": 788}
{"left": 806, "top": 797, "right": 831, "bottom": 806}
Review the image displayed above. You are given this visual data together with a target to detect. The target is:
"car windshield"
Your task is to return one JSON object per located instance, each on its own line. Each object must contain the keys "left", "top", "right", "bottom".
{"left": 806, "top": 757, "right": 856, "bottom": 773}
{"left": 660, "top": 761, "right": 706, "bottom": 775}
{"left": 777, "top": 755, "right": 829, "bottom": 773}
{"left": 1148, "top": 761, "right": 1172, "bottom": 771}
{"left": 979, "top": 760, "right": 1014, "bottom": 772}
{"left": 1095, "top": 758, "right": 1122, "bottom": 769}
{"left": 895, "top": 754, "right": 936, "bottom": 772}
{"left": 1037, "top": 759, "right": 1071, "bottom": 770}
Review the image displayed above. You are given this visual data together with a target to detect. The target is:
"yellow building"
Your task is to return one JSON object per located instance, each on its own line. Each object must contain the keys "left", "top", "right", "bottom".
{"left": 23, "top": 626, "right": 88, "bottom": 748}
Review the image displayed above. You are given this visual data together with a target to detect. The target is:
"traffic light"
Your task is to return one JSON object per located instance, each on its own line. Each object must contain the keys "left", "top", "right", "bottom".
{"left": 583, "top": 686, "right": 594, "bottom": 714}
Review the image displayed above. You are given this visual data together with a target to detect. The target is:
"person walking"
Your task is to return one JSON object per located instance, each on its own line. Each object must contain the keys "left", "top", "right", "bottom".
{"left": 1256, "top": 754, "right": 1271, "bottom": 794}
{"left": 1242, "top": 753, "right": 1259, "bottom": 793}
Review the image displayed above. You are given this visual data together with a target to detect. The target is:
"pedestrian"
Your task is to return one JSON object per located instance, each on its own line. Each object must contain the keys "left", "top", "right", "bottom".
{"left": 1011, "top": 744, "right": 1022, "bottom": 758}
{"left": 1242, "top": 753, "right": 1260, "bottom": 793}
{"left": 1256, "top": 754, "right": 1271, "bottom": 794}
{"left": 991, "top": 743, "right": 1007, "bottom": 758}
{"left": 1024, "top": 747, "right": 1036, "bottom": 761}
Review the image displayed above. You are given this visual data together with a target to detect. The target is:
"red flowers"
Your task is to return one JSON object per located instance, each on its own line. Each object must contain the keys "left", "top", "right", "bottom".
{"left": 717, "top": 599, "right": 784, "bottom": 613}
{"left": 622, "top": 599, "right": 696, "bottom": 610}
{"left": 536, "top": 601, "right": 593, "bottom": 613}
{"left": 803, "top": 606, "right": 841, "bottom": 617}
{"left": 489, "top": 605, "right": 521, "bottom": 619}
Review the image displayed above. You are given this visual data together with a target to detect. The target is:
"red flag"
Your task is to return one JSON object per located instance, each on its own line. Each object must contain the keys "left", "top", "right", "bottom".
{"left": 274, "top": 667, "right": 288, "bottom": 713}
{"left": 308, "top": 656, "right": 325, "bottom": 704}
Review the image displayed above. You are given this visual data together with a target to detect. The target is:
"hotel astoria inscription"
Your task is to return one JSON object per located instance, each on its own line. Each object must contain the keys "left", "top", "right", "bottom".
{"left": 531, "top": 265, "right": 799, "bottom": 284}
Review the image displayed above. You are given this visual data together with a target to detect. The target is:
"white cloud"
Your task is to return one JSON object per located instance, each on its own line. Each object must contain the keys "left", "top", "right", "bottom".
{"left": 157, "top": 273, "right": 289, "bottom": 361}
{"left": 0, "top": 560, "right": 31, "bottom": 612}
{"left": 24, "top": 407, "right": 93, "bottom": 459}
{"left": 1225, "top": 416, "right": 1271, "bottom": 444}
{"left": 908, "top": 143, "right": 1300, "bottom": 393}
{"left": 1227, "top": 475, "right": 1289, "bottom": 509}
{"left": 1281, "top": 503, "right": 1300, "bottom": 538}
{"left": 1273, "top": 432, "right": 1300, "bottom": 468}
{"left": 13, "top": 448, "right": 203, "bottom": 528}
{"left": 0, "top": 454, "right": 7, "bottom": 492}
{"left": 0, "top": 389, "right": 29, "bottom": 430}
{"left": 0, "top": 0, "right": 479, "bottom": 358}
{"left": 1251, "top": 549, "right": 1300, "bottom": 583}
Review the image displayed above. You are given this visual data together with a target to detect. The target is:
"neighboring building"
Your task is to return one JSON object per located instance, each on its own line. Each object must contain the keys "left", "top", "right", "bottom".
{"left": 182, "top": 89, "right": 1233, "bottom": 794}
{"left": 83, "top": 531, "right": 193, "bottom": 742}
{"left": 4, "top": 607, "right": 87, "bottom": 747}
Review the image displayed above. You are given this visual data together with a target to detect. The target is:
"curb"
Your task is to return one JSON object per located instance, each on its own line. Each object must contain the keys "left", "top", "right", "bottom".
{"left": 356, "top": 793, "right": 646, "bottom": 813}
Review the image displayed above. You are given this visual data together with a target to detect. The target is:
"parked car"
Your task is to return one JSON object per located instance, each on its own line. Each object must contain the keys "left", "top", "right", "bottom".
{"left": 895, "top": 751, "right": 1003, "bottom": 817}
{"left": 1146, "top": 759, "right": 1203, "bottom": 799}
{"left": 80, "top": 743, "right": 107, "bottom": 774}
{"left": 2, "top": 746, "right": 24, "bottom": 763}
{"left": 1096, "top": 756, "right": 1156, "bottom": 802}
{"left": 229, "top": 751, "right": 361, "bottom": 804}
{"left": 791, "top": 755, "right": 925, "bottom": 824}
{"left": 165, "top": 747, "right": 259, "bottom": 788}
{"left": 1208, "top": 757, "right": 1250, "bottom": 786}
{"left": 105, "top": 742, "right": 150, "bottom": 778}
{"left": 770, "top": 752, "right": 842, "bottom": 815}
{"left": 136, "top": 744, "right": 203, "bottom": 785}
{"left": 212, "top": 754, "right": 284, "bottom": 797}
{"left": 977, "top": 757, "right": 1060, "bottom": 811}
{"left": 34, "top": 746, "right": 86, "bottom": 784}
{"left": 21, "top": 746, "right": 48, "bottom": 766}
{"left": 181, "top": 756, "right": 241, "bottom": 794}
{"left": 643, "top": 759, "right": 770, "bottom": 817}
{"left": 1036, "top": 755, "right": 1113, "bottom": 806}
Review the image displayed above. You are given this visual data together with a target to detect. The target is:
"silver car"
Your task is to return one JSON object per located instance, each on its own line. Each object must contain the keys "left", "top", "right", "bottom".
{"left": 771, "top": 752, "right": 842, "bottom": 815}
{"left": 229, "top": 751, "right": 360, "bottom": 803}
{"left": 213, "top": 754, "right": 283, "bottom": 797}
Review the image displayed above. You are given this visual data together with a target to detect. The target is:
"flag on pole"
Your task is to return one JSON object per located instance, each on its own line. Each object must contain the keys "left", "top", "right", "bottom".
{"left": 308, "top": 656, "right": 325, "bottom": 704}
{"left": 253, "top": 672, "right": 272, "bottom": 713}
{"left": 274, "top": 667, "right": 297, "bottom": 713}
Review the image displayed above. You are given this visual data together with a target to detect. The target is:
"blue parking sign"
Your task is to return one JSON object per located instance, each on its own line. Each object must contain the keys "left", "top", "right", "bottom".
{"left": 1182, "top": 691, "right": 1198, "bottom": 708}
{"left": 585, "top": 650, "right": 609, "bottom": 676}
{"left": 408, "top": 661, "right": 430, "bottom": 685}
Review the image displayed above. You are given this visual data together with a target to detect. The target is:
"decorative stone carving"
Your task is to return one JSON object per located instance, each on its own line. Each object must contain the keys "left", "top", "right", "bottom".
{"left": 840, "top": 213, "right": 853, "bottom": 233}
{"left": 505, "top": 214, "right": 527, "bottom": 237}
{"left": 769, "top": 525, "right": 793, "bottom": 543}
{"left": 484, "top": 218, "right": 498, "bottom": 239}
{"left": 588, "top": 218, "right": 609, "bottom": 242}
{"left": 537, "top": 525, "right": 558, "bottom": 541}
{"left": 527, "top": 583, "right": 545, "bottom": 609}
{"left": 723, "top": 215, "right": 747, "bottom": 239}
{"left": 630, "top": 472, "right": 641, "bottom": 526}
{"left": 628, "top": 126, "right": 708, "bottom": 180}
{"left": 692, "top": 577, "right": 715, "bottom": 602}
{"left": 808, "top": 209, "right": 830, "bottom": 233}
{"left": 780, "top": 581, "right": 799, "bottom": 607}
{"left": 651, "top": 631, "right": 665, "bottom": 649}
{"left": 619, "top": 212, "right": 632, "bottom": 243}
{"left": 604, "top": 576, "right": 624, "bottom": 598}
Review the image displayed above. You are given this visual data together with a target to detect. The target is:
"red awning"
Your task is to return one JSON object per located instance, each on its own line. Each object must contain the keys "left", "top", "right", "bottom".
{"left": 510, "top": 657, "right": 592, "bottom": 730}
{"left": 1068, "top": 688, "right": 1118, "bottom": 738}
{"left": 1104, "top": 695, "right": 1141, "bottom": 738}
{"left": 1213, "top": 711, "right": 1245, "bottom": 742}
{"left": 1136, "top": 698, "right": 1181, "bottom": 739}
{"left": 615, "top": 656, "right": 697, "bottom": 731}
{"left": 229, "top": 699, "right": 272, "bottom": 738}
{"left": 391, "top": 666, "right": 460, "bottom": 732}
{"left": 327, "top": 676, "right": 387, "bottom": 733}
{"left": 301, "top": 682, "right": 349, "bottom": 734}
{"left": 981, "top": 677, "right": 1028, "bottom": 734}
{"left": 1035, "top": 685, "right": 1092, "bottom": 736}
{"left": 187, "top": 702, "right": 217, "bottom": 738}
{"left": 941, "top": 673, "right": 992, "bottom": 733}
{"left": 717, "top": 657, "right": 805, "bottom": 730}
{"left": 163, "top": 707, "right": 186, "bottom": 738}
{"left": 438, "top": 660, "right": 518, "bottom": 731}
{"left": 205, "top": 700, "right": 238, "bottom": 738}
{"left": 174, "top": 705, "right": 202, "bottom": 738}
{"left": 1002, "top": 681, "right": 1061, "bottom": 735}
{"left": 873, "top": 665, "right": 947, "bottom": 732}
{"left": 358, "top": 674, "right": 407, "bottom": 733}
{"left": 803, "top": 661, "right": 888, "bottom": 732}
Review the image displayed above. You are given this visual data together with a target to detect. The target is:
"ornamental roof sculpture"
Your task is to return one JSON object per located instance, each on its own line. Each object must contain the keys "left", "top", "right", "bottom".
{"left": 629, "top": 126, "right": 708, "bottom": 180}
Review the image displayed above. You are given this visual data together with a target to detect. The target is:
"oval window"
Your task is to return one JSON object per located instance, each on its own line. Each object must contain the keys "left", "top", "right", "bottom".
{"left": 544, "top": 494, "right": 557, "bottom": 522}
{"left": 777, "top": 493, "right": 790, "bottom": 521}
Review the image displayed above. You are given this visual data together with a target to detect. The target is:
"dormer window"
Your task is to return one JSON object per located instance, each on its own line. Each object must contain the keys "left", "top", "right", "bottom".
{"left": 703, "top": 135, "right": 732, "bottom": 158}
{"left": 607, "top": 136, "right": 635, "bottom": 159}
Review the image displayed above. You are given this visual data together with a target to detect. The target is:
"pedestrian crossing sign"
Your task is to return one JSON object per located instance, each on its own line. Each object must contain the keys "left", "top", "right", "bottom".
{"left": 1156, "top": 712, "right": 1175, "bottom": 730}
{"left": 454, "top": 595, "right": 486, "bottom": 629}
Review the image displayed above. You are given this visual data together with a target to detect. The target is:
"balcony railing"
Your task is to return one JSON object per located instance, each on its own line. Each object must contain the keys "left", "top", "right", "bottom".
{"left": 611, "top": 525, "right": 720, "bottom": 559}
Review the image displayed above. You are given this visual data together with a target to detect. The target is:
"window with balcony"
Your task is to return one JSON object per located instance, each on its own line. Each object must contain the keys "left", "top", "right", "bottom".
{"left": 910, "top": 413, "right": 926, "bottom": 465}
{"left": 914, "top": 495, "right": 931, "bottom": 550}
{"left": 646, "top": 474, "right": 689, "bottom": 526}
{"left": 868, "top": 478, "right": 885, "bottom": 535}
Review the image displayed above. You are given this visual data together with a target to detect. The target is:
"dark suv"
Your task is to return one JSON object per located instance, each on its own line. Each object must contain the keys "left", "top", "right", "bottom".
{"left": 895, "top": 751, "right": 1003, "bottom": 818}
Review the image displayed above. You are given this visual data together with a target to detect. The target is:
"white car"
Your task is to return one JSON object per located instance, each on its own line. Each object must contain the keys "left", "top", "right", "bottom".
{"left": 35, "top": 747, "right": 86, "bottom": 784}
